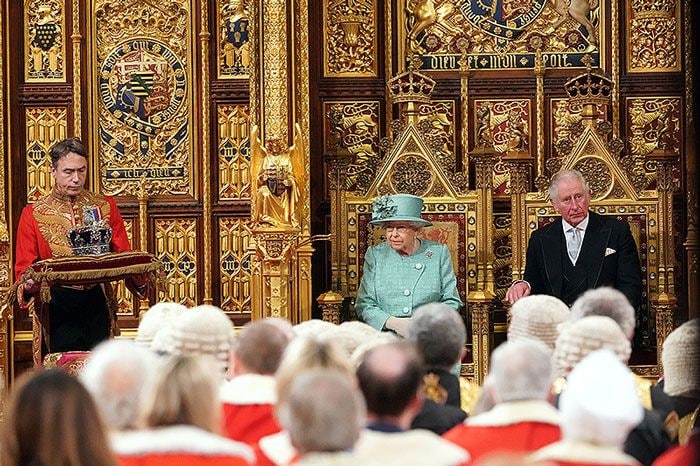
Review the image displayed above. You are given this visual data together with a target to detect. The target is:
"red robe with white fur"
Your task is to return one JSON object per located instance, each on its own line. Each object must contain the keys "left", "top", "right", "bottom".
{"left": 219, "top": 374, "right": 281, "bottom": 445}
{"left": 443, "top": 400, "right": 561, "bottom": 462}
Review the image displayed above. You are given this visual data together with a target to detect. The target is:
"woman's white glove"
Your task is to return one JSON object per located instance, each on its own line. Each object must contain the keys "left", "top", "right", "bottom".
{"left": 385, "top": 316, "right": 413, "bottom": 338}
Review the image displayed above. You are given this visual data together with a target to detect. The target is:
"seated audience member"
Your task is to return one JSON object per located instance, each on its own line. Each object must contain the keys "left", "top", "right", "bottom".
{"left": 255, "top": 337, "right": 355, "bottom": 466}
{"left": 443, "top": 340, "right": 560, "bottom": 462}
{"left": 656, "top": 318, "right": 700, "bottom": 445}
{"left": 317, "top": 324, "right": 370, "bottom": 357}
{"left": 508, "top": 295, "right": 570, "bottom": 351}
{"left": 277, "top": 370, "right": 369, "bottom": 466}
{"left": 264, "top": 317, "right": 295, "bottom": 340}
{"left": 152, "top": 304, "right": 234, "bottom": 375}
{"left": 292, "top": 318, "right": 337, "bottom": 339}
{"left": 220, "top": 320, "right": 290, "bottom": 444}
{"left": 353, "top": 341, "right": 470, "bottom": 466}
{"left": 407, "top": 303, "right": 469, "bottom": 433}
{"left": 80, "top": 339, "right": 159, "bottom": 433}
{"left": 350, "top": 333, "right": 398, "bottom": 368}
{"left": 554, "top": 316, "right": 671, "bottom": 464}
{"left": 1, "top": 369, "right": 119, "bottom": 466}
{"left": 532, "top": 350, "right": 643, "bottom": 465}
{"left": 112, "top": 355, "right": 254, "bottom": 466}
{"left": 340, "top": 320, "right": 381, "bottom": 338}
{"left": 134, "top": 301, "right": 188, "bottom": 347}
{"left": 569, "top": 287, "right": 636, "bottom": 340}
{"left": 570, "top": 287, "right": 680, "bottom": 449}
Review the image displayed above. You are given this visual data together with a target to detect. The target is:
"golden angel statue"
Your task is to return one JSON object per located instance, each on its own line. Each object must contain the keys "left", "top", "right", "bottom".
{"left": 251, "top": 124, "right": 305, "bottom": 228}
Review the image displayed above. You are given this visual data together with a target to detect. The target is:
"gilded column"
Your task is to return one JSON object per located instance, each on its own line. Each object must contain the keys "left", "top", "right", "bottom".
{"left": 534, "top": 50, "right": 545, "bottom": 179}
{"left": 72, "top": 0, "right": 82, "bottom": 137}
{"left": 0, "top": 0, "right": 11, "bottom": 389}
{"left": 295, "top": 0, "right": 310, "bottom": 236}
{"left": 384, "top": 0, "right": 393, "bottom": 131}
{"left": 468, "top": 145, "right": 497, "bottom": 384}
{"left": 200, "top": 0, "right": 213, "bottom": 304}
{"left": 504, "top": 152, "right": 533, "bottom": 282}
{"left": 459, "top": 53, "right": 469, "bottom": 170}
{"left": 648, "top": 149, "right": 678, "bottom": 364}
{"left": 611, "top": 0, "right": 620, "bottom": 137}
{"left": 249, "top": 0, "right": 260, "bottom": 129}
{"left": 684, "top": 0, "right": 698, "bottom": 318}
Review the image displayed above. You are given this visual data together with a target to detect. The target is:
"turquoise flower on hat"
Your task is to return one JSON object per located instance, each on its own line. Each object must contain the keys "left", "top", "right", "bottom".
{"left": 372, "top": 195, "right": 397, "bottom": 221}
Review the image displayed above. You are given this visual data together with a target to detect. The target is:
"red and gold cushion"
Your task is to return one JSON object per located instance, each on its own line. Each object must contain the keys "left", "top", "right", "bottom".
{"left": 43, "top": 351, "right": 90, "bottom": 375}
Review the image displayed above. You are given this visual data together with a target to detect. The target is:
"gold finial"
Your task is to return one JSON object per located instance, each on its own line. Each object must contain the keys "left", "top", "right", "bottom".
{"left": 581, "top": 53, "right": 594, "bottom": 70}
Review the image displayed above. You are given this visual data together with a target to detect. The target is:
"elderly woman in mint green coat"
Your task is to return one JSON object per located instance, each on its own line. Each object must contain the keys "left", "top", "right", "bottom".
{"left": 355, "top": 194, "right": 463, "bottom": 337}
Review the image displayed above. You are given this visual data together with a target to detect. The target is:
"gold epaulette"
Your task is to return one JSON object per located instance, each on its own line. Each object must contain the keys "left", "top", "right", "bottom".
{"left": 459, "top": 377, "right": 481, "bottom": 415}
{"left": 633, "top": 374, "right": 653, "bottom": 410}
{"left": 679, "top": 405, "right": 699, "bottom": 445}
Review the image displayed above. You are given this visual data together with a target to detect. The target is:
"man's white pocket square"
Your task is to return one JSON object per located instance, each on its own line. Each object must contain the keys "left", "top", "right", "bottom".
{"left": 605, "top": 248, "right": 616, "bottom": 256}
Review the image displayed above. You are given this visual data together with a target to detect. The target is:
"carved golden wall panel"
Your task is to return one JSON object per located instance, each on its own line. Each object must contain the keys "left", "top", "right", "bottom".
{"left": 218, "top": 0, "right": 251, "bottom": 78}
{"left": 218, "top": 218, "right": 253, "bottom": 313}
{"left": 91, "top": 0, "right": 195, "bottom": 197}
{"left": 627, "top": 97, "right": 681, "bottom": 157}
{"left": 25, "top": 107, "right": 68, "bottom": 203}
{"left": 626, "top": 0, "right": 680, "bottom": 72}
{"left": 24, "top": 0, "right": 66, "bottom": 81}
{"left": 115, "top": 219, "right": 135, "bottom": 315}
{"left": 324, "top": 101, "right": 380, "bottom": 192}
{"left": 418, "top": 101, "right": 456, "bottom": 162}
{"left": 155, "top": 218, "right": 198, "bottom": 307}
{"left": 323, "top": 0, "right": 378, "bottom": 76}
{"left": 218, "top": 104, "right": 252, "bottom": 200}
{"left": 473, "top": 99, "right": 531, "bottom": 195}
{"left": 551, "top": 98, "right": 606, "bottom": 158}
{"left": 399, "top": 0, "right": 606, "bottom": 71}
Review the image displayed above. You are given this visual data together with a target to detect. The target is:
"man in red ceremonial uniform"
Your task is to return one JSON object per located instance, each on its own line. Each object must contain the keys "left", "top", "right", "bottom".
{"left": 219, "top": 320, "right": 290, "bottom": 445}
{"left": 443, "top": 340, "right": 561, "bottom": 462}
{"left": 15, "top": 137, "right": 134, "bottom": 353}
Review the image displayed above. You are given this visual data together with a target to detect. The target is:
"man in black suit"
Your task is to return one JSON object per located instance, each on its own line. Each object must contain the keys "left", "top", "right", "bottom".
{"left": 506, "top": 169, "right": 642, "bottom": 309}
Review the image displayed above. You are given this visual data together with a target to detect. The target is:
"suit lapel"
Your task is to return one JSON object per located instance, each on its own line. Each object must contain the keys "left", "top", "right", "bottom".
{"left": 540, "top": 218, "right": 564, "bottom": 297}
{"left": 583, "top": 212, "right": 611, "bottom": 289}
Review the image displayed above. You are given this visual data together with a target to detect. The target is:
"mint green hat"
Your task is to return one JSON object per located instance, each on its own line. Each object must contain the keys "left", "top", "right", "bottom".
{"left": 369, "top": 194, "right": 432, "bottom": 227}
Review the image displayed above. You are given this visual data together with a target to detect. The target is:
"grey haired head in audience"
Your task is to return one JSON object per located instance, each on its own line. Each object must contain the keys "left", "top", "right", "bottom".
{"left": 80, "top": 339, "right": 159, "bottom": 431}
{"left": 488, "top": 340, "right": 553, "bottom": 404}
{"left": 570, "top": 287, "right": 636, "bottom": 340}
{"left": 408, "top": 302, "right": 466, "bottom": 371}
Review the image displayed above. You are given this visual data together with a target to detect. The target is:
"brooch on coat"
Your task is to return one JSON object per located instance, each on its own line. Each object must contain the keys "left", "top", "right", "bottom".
{"left": 425, "top": 250, "right": 433, "bottom": 258}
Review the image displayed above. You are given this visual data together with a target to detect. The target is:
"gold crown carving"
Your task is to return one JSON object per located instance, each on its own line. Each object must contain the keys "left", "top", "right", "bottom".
{"left": 387, "top": 55, "right": 436, "bottom": 104}
{"left": 564, "top": 54, "right": 613, "bottom": 106}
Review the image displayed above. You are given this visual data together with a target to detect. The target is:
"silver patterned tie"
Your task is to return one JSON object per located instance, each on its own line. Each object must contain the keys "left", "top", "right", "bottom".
{"left": 567, "top": 227, "right": 582, "bottom": 264}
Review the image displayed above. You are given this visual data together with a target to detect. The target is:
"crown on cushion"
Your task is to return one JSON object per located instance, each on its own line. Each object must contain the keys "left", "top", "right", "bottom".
{"left": 67, "top": 206, "right": 113, "bottom": 256}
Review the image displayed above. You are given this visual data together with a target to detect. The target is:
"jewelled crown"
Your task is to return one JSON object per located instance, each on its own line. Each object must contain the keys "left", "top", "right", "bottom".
{"left": 67, "top": 206, "right": 113, "bottom": 256}
{"left": 387, "top": 55, "right": 436, "bottom": 104}
{"left": 564, "top": 54, "right": 613, "bottom": 106}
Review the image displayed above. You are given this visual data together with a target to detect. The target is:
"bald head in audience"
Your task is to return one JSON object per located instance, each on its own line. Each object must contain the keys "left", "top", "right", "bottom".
{"left": 356, "top": 341, "right": 424, "bottom": 429}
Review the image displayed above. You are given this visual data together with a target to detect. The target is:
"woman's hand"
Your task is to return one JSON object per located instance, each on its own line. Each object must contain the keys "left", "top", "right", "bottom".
{"left": 385, "top": 316, "right": 413, "bottom": 338}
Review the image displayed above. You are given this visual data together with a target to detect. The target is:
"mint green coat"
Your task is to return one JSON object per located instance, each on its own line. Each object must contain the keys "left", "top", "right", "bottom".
{"left": 355, "top": 240, "right": 463, "bottom": 331}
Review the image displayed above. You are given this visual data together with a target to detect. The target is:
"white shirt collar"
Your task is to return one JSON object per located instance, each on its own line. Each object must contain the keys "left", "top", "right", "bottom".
{"left": 562, "top": 213, "right": 589, "bottom": 234}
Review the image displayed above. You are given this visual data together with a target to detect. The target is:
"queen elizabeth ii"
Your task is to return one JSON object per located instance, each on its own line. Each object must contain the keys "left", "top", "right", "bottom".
{"left": 355, "top": 194, "right": 463, "bottom": 337}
